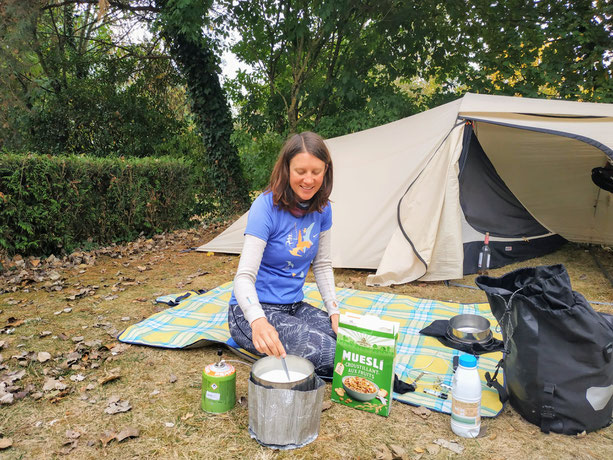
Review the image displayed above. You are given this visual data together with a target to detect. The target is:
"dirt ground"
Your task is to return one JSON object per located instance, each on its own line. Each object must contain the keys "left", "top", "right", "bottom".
{"left": 0, "top": 222, "right": 612, "bottom": 460}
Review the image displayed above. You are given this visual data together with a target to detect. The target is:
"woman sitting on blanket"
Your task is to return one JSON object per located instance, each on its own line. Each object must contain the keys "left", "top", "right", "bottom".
{"left": 228, "top": 132, "right": 338, "bottom": 377}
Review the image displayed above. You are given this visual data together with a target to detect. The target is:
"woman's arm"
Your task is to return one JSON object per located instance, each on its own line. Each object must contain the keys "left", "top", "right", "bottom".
{"left": 312, "top": 229, "right": 339, "bottom": 332}
{"left": 234, "top": 234, "right": 286, "bottom": 357}
{"left": 233, "top": 235, "right": 266, "bottom": 324}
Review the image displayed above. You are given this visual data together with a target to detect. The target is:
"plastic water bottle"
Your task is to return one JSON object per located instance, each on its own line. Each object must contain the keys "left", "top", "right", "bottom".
{"left": 451, "top": 354, "right": 482, "bottom": 438}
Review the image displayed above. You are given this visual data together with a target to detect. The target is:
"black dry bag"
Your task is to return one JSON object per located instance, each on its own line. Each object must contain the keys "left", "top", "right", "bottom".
{"left": 476, "top": 264, "right": 613, "bottom": 435}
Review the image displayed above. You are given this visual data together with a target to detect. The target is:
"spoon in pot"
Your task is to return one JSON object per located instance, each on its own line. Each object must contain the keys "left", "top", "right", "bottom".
{"left": 281, "top": 357, "right": 291, "bottom": 382}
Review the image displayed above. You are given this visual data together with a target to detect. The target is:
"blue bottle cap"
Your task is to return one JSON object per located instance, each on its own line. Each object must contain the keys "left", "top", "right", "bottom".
{"left": 459, "top": 354, "right": 477, "bottom": 368}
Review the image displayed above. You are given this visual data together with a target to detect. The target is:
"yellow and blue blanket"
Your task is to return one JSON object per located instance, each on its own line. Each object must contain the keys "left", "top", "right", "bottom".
{"left": 118, "top": 282, "right": 504, "bottom": 417}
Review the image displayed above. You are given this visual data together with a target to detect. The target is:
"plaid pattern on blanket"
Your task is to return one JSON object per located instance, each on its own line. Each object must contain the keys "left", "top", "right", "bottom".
{"left": 118, "top": 282, "right": 504, "bottom": 416}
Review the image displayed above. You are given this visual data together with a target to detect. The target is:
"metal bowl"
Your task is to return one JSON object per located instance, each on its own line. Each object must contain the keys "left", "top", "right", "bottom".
{"left": 251, "top": 355, "right": 315, "bottom": 390}
{"left": 448, "top": 314, "right": 492, "bottom": 344}
{"left": 341, "top": 375, "right": 379, "bottom": 402}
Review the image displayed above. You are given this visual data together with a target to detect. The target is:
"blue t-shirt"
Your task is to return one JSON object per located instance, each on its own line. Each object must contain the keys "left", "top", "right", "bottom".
{"left": 230, "top": 192, "right": 332, "bottom": 305}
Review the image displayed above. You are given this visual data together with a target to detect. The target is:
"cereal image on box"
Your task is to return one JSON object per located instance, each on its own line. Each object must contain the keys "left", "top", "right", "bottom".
{"left": 331, "top": 312, "right": 399, "bottom": 416}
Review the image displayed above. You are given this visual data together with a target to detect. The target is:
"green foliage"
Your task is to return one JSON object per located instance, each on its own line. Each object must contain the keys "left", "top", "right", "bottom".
{"left": 221, "top": 0, "right": 456, "bottom": 136}
{"left": 0, "top": 153, "right": 197, "bottom": 256}
{"left": 223, "top": 0, "right": 613, "bottom": 144}
{"left": 0, "top": 1, "right": 198, "bottom": 158}
{"left": 232, "top": 130, "right": 284, "bottom": 192}
{"left": 441, "top": 1, "right": 613, "bottom": 101}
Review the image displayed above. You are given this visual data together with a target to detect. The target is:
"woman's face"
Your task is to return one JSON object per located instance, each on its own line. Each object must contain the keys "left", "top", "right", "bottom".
{"left": 289, "top": 152, "right": 327, "bottom": 202}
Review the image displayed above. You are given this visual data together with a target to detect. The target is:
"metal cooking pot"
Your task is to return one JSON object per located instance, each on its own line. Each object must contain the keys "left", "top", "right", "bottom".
{"left": 249, "top": 354, "right": 324, "bottom": 449}
{"left": 448, "top": 314, "right": 492, "bottom": 344}
{"left": 250, "top": 355, "right": 316, "bottom": 390}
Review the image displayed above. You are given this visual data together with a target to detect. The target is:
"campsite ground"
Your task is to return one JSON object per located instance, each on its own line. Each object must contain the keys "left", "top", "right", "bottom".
{"left": 1, "top": 221, "right": 612, "bottom": 459}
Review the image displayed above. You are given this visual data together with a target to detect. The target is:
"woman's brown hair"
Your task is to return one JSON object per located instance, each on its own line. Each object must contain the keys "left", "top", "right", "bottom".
{"left": 267, "top": 131, "right": 333, "bottom": 213}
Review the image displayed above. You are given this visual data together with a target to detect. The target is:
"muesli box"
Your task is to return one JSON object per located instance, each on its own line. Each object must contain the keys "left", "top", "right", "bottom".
{"left": 331, "top": 312, "right": 399, "bottom": 416}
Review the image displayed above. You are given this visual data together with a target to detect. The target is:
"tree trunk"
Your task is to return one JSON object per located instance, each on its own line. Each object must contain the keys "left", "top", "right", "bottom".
{"left": 155, "top": 0, "right": 249, "bottom": 214}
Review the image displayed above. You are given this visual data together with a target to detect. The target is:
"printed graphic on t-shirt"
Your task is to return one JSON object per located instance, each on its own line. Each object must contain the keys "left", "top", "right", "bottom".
{"left": 283, "top": 222, "right": 317, "bottom": 278}
{"left": 287, "top": 222, "right": 315, "bottom": 256}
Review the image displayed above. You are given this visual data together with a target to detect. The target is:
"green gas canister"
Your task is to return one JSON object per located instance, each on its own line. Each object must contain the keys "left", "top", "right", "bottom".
{"left": 201, "top": 351, "right": 236, "bottom": 413}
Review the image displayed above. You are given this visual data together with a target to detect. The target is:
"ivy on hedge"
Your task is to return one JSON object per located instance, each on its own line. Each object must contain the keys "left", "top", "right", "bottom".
{"left": 0, "top": 153, "right": 197, "bottom": 257}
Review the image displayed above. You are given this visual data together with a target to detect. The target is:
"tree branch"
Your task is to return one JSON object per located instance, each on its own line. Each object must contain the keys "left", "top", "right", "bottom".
{"left": 42, "top": 0, "right": 161, "bottom": 14}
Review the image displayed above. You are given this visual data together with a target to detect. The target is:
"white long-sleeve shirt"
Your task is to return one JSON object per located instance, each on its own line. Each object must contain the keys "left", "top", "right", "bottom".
{"left": 233, "top": 229, "right": 339, "bottom": 325}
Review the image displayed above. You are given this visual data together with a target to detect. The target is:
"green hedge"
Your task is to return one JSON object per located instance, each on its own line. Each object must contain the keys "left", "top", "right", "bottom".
{"left": 0, "top": 153, "right": 197, "bottom": 256}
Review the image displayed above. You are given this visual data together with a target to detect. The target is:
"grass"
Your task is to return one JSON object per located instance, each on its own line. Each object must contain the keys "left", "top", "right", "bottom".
{"left": 0, "top": 225, "right": 612, "bottom": 459}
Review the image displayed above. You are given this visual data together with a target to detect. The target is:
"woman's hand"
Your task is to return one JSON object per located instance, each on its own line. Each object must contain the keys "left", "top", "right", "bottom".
{"left": 251, "top": 317, "right": 286, "bottom": 358}
{"left": 330, "top": 313, "right": 339, "bottom": 334}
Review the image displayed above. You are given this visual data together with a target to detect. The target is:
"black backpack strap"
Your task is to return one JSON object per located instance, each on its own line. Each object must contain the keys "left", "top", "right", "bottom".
{"left": 485, "top": 358, "right": 508, "bottom": 403}
{"left": 540, "top": 382, "right": 556, "bottom": 434}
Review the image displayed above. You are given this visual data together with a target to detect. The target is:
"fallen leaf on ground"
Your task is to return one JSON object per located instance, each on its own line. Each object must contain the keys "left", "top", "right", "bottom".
{"left": 0, "top": 438, "right": 13, "bottom": 449}
{"left": 374, "top": 444, "right": 393, "bottom": 460}
{"left": 65, "top": 351, "right": 82, "bottom": 365}
{"left": 181, "top": 413, "right": 194, "bottom": 421}
{"left": 98, "top": 373, "right": 120, "bottom": 385}
{"left": 410, "top": 406, "right": 431, "bottom": 419}
{"left": 110, "top": 343, "right": 129, "bottom": 354}
{"left": 99, "top": 431, "right": 117, "bottom": 447}
{"left": 321, "top": 400, "right": 333, "bottom": 411}
{"left": 104, "top": 396, "right": 131, "bottom": 414}
{"left": 6, "top": 318, "right": 24, "bottom": 327}
{"left": 43, "top": 378, "right": 67, "bottom": 392}
{"left": 414, "top": 446, "right": 425, "bottom": 453}
{"left": 433, "top": 439, "right": 464, "bottom": 454}
{"left": 389, "top": 444, "right": 406, "bottom": 458}
{"left": 116, "top": 426, "right": 140, "bottom": 442}
{"left": 37, "top": 352, "right": 52, "bottom": 363}
{"left": 65, "top": 430, "right": 81, "bottom": 440}
{"left": 49, "top": 389, "right": 71, "bottom": 403}
{"left": 1, "top": 369, "right": 25, "bottom": 384}
{"left": 426, "top": 444, "right": 440, "bottom": 455}
{"left": 59, "top": 440, "right": 77, "bottom": 455}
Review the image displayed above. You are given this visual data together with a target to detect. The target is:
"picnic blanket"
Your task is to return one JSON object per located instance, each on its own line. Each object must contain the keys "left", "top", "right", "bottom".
{"left": 118, "top": 282, "right": 505, "bottom": 417}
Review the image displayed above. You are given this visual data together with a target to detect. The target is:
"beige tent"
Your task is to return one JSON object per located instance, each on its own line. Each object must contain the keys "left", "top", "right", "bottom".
{"left": 198, "top": 93, "right": 613, "bottom": 285}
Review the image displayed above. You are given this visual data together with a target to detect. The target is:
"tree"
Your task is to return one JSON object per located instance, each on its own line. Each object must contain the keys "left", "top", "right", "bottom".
{"left": 442, "top": 1, "right": 613, "bottom": 101}
{"left": 0, "top": 0, "right": 194, "bottom": 157}
{"left": 222, "top": 0, "right": 448, "bottom": 136}
{"left": 154, "top": 0, "right": 249, "bottom": 213}
{"left": 223, "top": 0, "right": 613, "bottom": 143}
{"left": 0, "top": 0, "right": 250, "bottom": 213}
